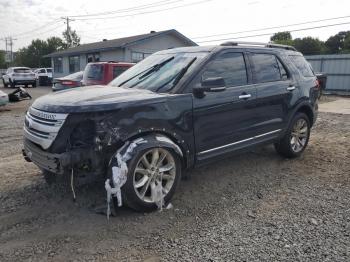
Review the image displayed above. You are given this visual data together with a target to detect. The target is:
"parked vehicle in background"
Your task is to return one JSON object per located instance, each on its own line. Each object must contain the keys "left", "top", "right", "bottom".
{"left": 2, "top": 67, "right": 36, "bottom": 88}
{"left": 34, "top": 68, "right": 53, "bottom": 86}
{"left": 23, "top": 42, "right": 320, "bottom": 212}
{"left": 52, "top": 71, "right": 83, "bottom": 92}
{"left": 0, "top": 90, "right": 9, "bottom": 106}
{"left": 82, "top": 61, "right": 134, "bottom": 86}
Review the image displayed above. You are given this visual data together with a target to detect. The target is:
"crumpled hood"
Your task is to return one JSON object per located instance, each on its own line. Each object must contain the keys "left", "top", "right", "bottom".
{"left": 32, "top": 85, "right": 168, "bottom": 113}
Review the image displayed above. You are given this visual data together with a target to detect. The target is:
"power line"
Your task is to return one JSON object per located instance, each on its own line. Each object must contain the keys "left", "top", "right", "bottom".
{"left": 11, "top": 19, "right": 61, "bottom": 38}
{"left": 69, "top": 0, "right": 181, "bottom": 18}
{"left": 16, "top": 24, "right": 65, "bottom": 40}
{"left": 196, "top": 21, "right": 350, "bottom": 43}
{"left": 193, "top": 15, "right": 350, "bottom": 40}
{"left": 73, "top": 0, "right": 213, "bottom": 21}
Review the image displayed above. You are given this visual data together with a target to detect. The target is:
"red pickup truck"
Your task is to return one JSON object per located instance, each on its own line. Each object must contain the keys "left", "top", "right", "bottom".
{"left": 82, "top": 61, "right": 134, "bottom": 86}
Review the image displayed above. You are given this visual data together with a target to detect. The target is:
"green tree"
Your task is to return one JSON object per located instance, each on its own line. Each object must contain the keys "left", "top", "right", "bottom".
{"left": 14, "top": 37, "right": 65, "bottom": 68}
{"left": 62, "top": 26, "right": 80, "bottom": 48}
{"left": 325, "top": 31, "right": 350, "bottom": 53}
{"left": 270, "top": 31, "right": 294, "bottom": 46}
{"left": 293, "top": 37, "right": 325, "bottom": 55}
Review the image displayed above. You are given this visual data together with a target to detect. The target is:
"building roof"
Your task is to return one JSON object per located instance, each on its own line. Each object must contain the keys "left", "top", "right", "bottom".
{"left": 45, "top": 29, "right": 197, "bottom": 58}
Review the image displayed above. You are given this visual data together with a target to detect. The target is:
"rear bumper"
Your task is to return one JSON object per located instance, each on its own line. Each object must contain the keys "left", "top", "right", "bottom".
{"left": 13, "top": 80, "right": 36, "bottom": 84}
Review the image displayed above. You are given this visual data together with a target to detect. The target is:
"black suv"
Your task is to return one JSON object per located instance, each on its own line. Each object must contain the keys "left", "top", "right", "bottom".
{"left": 23, "top": 42, "right": 319, "bottom": 211}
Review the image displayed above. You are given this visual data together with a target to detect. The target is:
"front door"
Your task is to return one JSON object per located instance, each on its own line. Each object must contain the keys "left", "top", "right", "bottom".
{"left": 189, "top": 51, "right": 259, "bottom": 161}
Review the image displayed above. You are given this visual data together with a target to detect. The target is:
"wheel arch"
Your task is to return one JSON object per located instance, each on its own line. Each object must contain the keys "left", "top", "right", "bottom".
{"left": 288, "top": 101, "right": 315, "bottom": 128}
{"left": 122, "top": 131, "right": 190, "bottom": 169}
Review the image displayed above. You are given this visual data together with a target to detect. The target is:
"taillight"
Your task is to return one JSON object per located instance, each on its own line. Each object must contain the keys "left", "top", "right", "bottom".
{"left": 315, "top": 79, "right": 320, "bottom": 89}
{"left": 61, "top": 81, "right": 74, "bottom": 85}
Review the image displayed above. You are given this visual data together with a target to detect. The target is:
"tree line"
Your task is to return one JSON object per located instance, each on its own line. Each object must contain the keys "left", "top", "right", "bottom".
{"left": 271, "top": 30, "right": 350, "bottom": 55}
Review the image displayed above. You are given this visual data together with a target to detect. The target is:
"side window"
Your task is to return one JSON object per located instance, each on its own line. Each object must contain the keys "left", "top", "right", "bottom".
{"left": 112, "top": 66, "right": 128, "bottom": 79}
{"left": 251, "top": 53, "right": 283, "bottom": 83}
{"left": 39, "top": 69, "right": 46, "bottom": 73}
{"left": 200, "top": 52, "right": 248, "bottom": 87}
{"left": 289, "top": 55, "right": 314, "bottom": 77}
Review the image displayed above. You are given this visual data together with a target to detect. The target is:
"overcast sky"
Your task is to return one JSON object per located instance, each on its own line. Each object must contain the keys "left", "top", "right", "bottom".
{"left": 1, "top": 0, "right": 350, "bottom": 51}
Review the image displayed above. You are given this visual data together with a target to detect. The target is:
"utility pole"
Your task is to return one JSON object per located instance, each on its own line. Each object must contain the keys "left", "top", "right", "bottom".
{"left": 2, "top": 37, "right": 16, "bottom": 65}
{"left": 61, "top": 16, "right": 75, "bottom": 47}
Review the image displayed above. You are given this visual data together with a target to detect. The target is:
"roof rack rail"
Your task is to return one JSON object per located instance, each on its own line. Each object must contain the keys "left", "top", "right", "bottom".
{"left": 220, "top": 41, "right": 297, "bottom": 51}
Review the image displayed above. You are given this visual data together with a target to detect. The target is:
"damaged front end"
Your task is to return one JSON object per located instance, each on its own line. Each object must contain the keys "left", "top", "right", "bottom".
{"left": 23, "top": 109, "right": 129, "bottom": 184}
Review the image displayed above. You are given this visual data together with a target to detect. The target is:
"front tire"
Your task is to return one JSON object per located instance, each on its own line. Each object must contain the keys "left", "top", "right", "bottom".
{"left": 112, "top": 146, "right": 182, "bottom": 212}
{"left": 275, "top": 113, "right": 311, "bottom": 158}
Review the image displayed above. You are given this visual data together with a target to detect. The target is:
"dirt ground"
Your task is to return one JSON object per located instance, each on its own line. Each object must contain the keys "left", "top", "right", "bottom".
{"left": 0, "top": 87, "right": 349, "bottom": 261}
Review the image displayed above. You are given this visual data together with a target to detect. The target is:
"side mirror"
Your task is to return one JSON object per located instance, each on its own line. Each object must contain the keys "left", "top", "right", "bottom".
{"left": 193, "top": 77, "right": 226, "bottom": 97}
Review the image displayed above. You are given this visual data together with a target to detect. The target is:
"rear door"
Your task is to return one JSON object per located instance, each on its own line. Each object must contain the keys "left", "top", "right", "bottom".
{"left": 190, "top": 51, "right": 258, "bottom": 160}
{"left": 249, "top": 52, "right": 295, "bottom": 136}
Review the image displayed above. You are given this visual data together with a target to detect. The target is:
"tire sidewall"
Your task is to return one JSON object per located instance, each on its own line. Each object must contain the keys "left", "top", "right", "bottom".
{"left": 286, "top": 113, "right": 311, "bottom": 157}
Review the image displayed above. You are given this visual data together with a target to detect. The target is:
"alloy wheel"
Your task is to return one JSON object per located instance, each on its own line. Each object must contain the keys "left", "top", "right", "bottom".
{"left": 133, "top": 148, "right": 176, "bottom": 203}
{"left": 290, "top": 118, "right": 308, "bottom": 152}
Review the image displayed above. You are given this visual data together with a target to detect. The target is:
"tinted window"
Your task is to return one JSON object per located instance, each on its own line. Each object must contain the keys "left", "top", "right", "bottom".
{"left": 201, "top": 52, "right": 247, "bottom": 87}
{"left": 84, "top": 64, "right": 104, "bottom": 80}
{"left": 289, "top": 55, "right": 314, "bottom": 77}
{"left": 14, "top": 68, "right": 31, "bottom": 73}
{"left": 112, "top": 66, "right": 128, "bottom": 79}
{"left": 47, "top": 69, "right": 52, "bottom": 73}
{"left": 251, "top": 54, "right": 281, "bottom": 83}
{"left": 39, "top": 69, "right": 46, "bottom": 73}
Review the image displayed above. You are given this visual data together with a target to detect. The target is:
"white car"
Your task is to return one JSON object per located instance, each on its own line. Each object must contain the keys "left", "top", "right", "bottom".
{"left": 2, "top": 67, "right": 36, "bottom": 88}
{"left": 34, "top": 68, "right": 53, "bottom": 86}
{"left": 0, "top": 90, "right": 9, "bottom": 106}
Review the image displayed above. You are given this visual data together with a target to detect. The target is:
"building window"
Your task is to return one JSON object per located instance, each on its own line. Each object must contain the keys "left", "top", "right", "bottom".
{"left": 87, "top": 53, "right": 100, "bottom": 63}
{"left": 69, "top": 56, "right": 80, "bottom": 73}
{"left": 53, "top": 57, "right": 63, "bottom": 73}
{"left": 131, "top": 52, "right": 150, "bottom": 63}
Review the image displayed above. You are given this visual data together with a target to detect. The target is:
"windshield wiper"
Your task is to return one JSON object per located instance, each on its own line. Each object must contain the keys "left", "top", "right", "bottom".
{"left": 118, "top": 56, "right": 174, "bottom": 87}
{"left": 154, "top": 57, "right": 197, "bottom": 93}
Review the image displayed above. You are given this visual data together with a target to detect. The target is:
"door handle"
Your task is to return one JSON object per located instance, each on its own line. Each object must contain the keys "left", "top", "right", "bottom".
{"left": 287, "top": 86, "right": 296, "bottom": 91}
{"left": 238, "top": 94, "right": 251, "bottom": 99}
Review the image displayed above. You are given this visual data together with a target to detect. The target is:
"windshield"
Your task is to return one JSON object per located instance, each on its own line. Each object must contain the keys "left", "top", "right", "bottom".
{"left": 84, "top": 64, "right": 104, "bottom": 81}
{"left": 109, "top": 52, "right": 209, "bottom": 93}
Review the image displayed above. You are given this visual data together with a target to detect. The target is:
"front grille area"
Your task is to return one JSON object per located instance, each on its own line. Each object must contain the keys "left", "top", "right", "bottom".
{"left": 24, "top": 107, "right": 68, "bottom": 150}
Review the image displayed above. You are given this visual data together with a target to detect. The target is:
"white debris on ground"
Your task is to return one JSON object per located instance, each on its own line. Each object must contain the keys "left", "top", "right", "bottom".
{"left": 105, "top": 138, "right": 147, "bottom": 219}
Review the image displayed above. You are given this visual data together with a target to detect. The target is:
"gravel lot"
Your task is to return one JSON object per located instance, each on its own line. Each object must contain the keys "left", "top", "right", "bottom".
{"left": 0, "top": 87, "right": 349, "bottom": 261}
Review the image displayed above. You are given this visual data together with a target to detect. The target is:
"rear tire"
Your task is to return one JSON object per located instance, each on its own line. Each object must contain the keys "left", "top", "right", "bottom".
{"left": 111, "top": 146, "right": 182, "bottom": 212}
{"left": 274, "top": 113, "right": 310, "bottom": 158}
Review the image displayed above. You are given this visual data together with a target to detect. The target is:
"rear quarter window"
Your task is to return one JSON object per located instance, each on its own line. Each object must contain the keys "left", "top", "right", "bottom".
{"left": 289, "top": 55, "right": 314, "bottom": 77}
{"left": 250, "top": 53, "right": 283, "bottom": 83}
